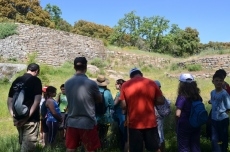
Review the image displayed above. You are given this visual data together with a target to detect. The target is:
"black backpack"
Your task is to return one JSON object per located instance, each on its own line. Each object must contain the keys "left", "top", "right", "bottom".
{"left": 95, "top": 89, "right": 107, "bottom": 115}
{"left": 12, "top": 76, "right": 31, "bottom": 120}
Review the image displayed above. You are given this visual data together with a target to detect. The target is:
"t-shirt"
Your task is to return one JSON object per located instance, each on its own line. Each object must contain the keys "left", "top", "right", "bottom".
{"left": 59, "top": 93, "right": 68, "bottom": 113}
{"left": 65, "top": 73, "right": 101, "bottom": 129}
{"left": 119, "top": 76, "right": 162, "bottom": 129}
{"left": 175, "top": 95, "right": 192, "bottom": 121}
{"left": 8, "top": 73, "right": 42, "bottom": 122}
{"left": 210, "top": 89, "right": 230, "bottom": 121}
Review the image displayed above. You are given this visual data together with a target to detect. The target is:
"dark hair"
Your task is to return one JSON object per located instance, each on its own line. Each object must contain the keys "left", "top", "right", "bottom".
{"left": 177, "top": 81, "right": 201, "bottom": 101}
{"left": 46, "top": 86, "right": 57, "bottom": 99}
{"left": 116, "top": 79, "right": 126, "bottom": 85}
{"left": 215, "top": 69, "right": 227, "bottom": 78}
{"left": 130, "top": 71, "right": 142, "bottom": 78}
{"left": 213, "top": 73, "right": 224, "bottom": 80}
{"left": 74, "top": 57, "right": 87, "bottom": 71}
{"left": 60, "top": 84, "right": 64, "bottom": 88}
{"left": 27, "top": 63, "right": 40, "bottom": 72}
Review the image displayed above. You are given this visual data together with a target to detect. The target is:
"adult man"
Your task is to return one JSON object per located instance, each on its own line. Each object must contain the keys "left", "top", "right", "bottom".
{"left": 65, "top": 57, "right": 102, "bottom": 152}
{"left": 120, "top": 68, "right": 164, "bottom": 152}
{"left": 7, "top": 63, "right": 42, "bottom": 152}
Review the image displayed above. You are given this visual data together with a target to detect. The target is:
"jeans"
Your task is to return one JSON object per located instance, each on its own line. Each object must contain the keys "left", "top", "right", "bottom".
{"left": 211, "top": 118, "right": 229, "bottom": 152}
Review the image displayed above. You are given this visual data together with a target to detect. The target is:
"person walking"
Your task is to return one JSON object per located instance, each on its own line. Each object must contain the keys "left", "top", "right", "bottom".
{"left": 7, "top": 63, "right": 42, "bottom": 152}
{"left": 209, "top": 72, "right": 230, "bottom": 152}
{"left": 65, "top": 57, "right": 102, "bottom": 152}
{"left": 120, "top": 68, "right": 164, "bottom": 152}
{"left": 175, "top": 73, "right": 203, "bottom": 152}
{"left": 95, "top": 75, "right": 114, "bottom": 149}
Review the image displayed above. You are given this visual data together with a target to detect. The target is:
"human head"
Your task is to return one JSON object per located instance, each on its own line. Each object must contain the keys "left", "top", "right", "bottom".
{"left": 212, "top": 73, "right": 224, "bottom": 90}
{"left": 96, "top": 75, "right": 109, "bottom": 87}
{"left": 179, "top": 73, "right": 194, "bottom": 83}
{"left": 74, "top": 57, "right": 87, "bottom": 72}
{"left": 129, "top": 67, "right": 143, "bottom": 78}
{"left": 115, "top": 79, "right": 126, "bottom": 90}
{"left": 177, "top": 74, "right": 200, "bottom": 100}
{"left": 215, "top": 69, "right": 227, "bottom": 79}
{"left": 27, "top": 63, "right": 40, "bottom": 76}
{"left": 60, "top": 84, "right": 65, "bottom": 94}
{"left": 46, "top": 86, "right": 57, "bottom": 98}
{"left": 154, "top": 80, "right": 161, "bottom": 89}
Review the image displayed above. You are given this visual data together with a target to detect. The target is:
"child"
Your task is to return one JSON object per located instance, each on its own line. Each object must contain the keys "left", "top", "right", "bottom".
{"left": 209, "top": 73, "right": 230, "bottom": 152}
{"left": 45, "top": 86, "right": 63, "bottom": 147}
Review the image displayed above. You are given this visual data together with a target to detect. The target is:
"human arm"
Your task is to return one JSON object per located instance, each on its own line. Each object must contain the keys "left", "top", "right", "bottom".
{"left": 7, "top": 97, "right": 14, "bottom": 117}
{"left": 155, "top": 87, "right": 164, "bottom": 105}
{"left": 56, "top": 93, "right": 61, "bottom": 105}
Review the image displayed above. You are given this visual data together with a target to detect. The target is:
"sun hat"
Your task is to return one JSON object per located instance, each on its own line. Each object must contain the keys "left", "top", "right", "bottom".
{"left": 179, "top": 73, "right": 194, "bottom": 83}
{"left": 154, "top": 80, "right": 161, "bottom": 88}
{"left": 96, "top": 75, "right": 109, "bottom": 86}
{"left": 129, "top": 67, "right": 141, "bottom": 77}
{"left": 42, "top": 86, "right": 48, "bottom": 92}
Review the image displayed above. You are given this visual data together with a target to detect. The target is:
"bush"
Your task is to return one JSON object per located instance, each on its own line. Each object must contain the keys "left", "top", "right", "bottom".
{"left": 90, "top": 57, "right": 107, "bottom": 68}
{"left": 0, "top": 23, "right": 17, "bottom": 39}
{"left": 170, "top": 63, "right": 179, "bottom": 71}
{"left": 186, "top": 64, "right": 202, "bottom": 71}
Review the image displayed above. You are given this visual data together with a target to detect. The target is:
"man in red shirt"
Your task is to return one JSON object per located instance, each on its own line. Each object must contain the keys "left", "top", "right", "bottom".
{"left": 120, "top": 68, "right": 164, "bottom": 152}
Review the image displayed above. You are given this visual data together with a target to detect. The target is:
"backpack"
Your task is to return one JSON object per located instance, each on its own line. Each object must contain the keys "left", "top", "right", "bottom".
{"left": 155, "top": 98, "right": 171, "bottom": 118}
{"left": 189, "top": 100, "right": 208, "bottom": 128}
{"left": 95, "top": 89, "right": 107, "bottom": 115}
{"left": 40, "top": 100, "right": 47, "bottom": 119}
{"left": 12, "top": 76, "right": 31, "bottom": 120}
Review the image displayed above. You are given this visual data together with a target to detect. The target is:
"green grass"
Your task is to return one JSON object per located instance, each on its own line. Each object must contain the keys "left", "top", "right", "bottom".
{"left": 0, "top": 22, "right": 18, "bottom": 39}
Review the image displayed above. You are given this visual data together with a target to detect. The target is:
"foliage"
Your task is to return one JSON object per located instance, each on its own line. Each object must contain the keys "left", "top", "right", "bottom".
{"left": 72, "top": 20, "right": 113, "bottom": 41}
{"left": 27, "top": 52, "right": 37, "bottom": 64}
{"left": 0, "top": 22, "right": 17, "bottom": 39}
{"left": 186, "top": 64, "right": 202, "bottom": 71}
{"left": 89, "top": 57, "right": 107, "bottom": 68}
{"left": 0, "top": 0, "right": 54, "bottom": 28}
{"left": 170, "top": 63, "right": 180, "bottom": 71}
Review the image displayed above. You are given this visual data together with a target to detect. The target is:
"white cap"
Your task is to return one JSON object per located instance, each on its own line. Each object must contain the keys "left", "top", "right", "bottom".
{"left": 129, "top": 67, "right": 141, "bottom": 76}
{"left": 154, "top": 80, "right": 161, "bottom": 88}
{"left": 179, "top": 73, "right": 194, "bottom": 83}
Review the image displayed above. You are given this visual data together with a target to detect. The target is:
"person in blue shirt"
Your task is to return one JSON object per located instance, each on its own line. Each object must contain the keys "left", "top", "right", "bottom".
{"left": 209, "top": 72, "right": 230, "bottom": 152}
{"left": 95, "top": 75, "right": 114, "bottom": 149}
{"left": 45, "top": 86, "right": 63, "bottom": 147}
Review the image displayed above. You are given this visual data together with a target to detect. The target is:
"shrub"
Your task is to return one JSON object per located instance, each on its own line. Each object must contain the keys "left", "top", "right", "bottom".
{"left": 170, "top": 63, "right": 179, "bottom": 71}
{"left": 0, "top": 23, "right": 18, "bottom": 39}
{"left": 186, "top": 64, "right": 202, "bottom": 71}
{"left": 90, "top": 57, "right": 107, "bottom": 68}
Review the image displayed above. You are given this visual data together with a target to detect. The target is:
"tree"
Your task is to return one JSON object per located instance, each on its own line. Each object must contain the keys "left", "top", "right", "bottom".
{"left": 44, "top": 4, "right": 61, "bottom": 25}
{"left": 109, "top": 11, "right": 141, "bottom": 47}
{"left": 0, "top": 0, "right": 54, "bottom": 27}
{"left": 139, "top": 16, "right": 169, "bottom": 52}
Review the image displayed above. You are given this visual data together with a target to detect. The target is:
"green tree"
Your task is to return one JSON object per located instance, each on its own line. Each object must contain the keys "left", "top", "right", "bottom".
{"left": 109, "top": 11, "right": 140, "bottom": 47}
{"left": 139, "top": 16, "right": 169, "bottom": 52}
{"left": 0, "top": 0, "right": 54, "bottom": 27}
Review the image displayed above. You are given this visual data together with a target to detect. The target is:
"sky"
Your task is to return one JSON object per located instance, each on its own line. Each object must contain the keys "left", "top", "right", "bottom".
{"left": 40, "top": 0, "right": 230, "bottom": 44}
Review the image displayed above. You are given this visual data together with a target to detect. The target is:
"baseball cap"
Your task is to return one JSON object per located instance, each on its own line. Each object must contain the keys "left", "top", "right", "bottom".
{"left": 74, "top": 57, "right": 87, "bottom": 66}
{"left": 154, "top": 80, "right": 161, "bottom": 87}
{"left": 129, "top": 67, "right": 141, "bottom": 77}
{"left": 42, "top": 86, "right": 48, "bottom": 93}
{"left": 179, "top": 73, "right": 194, "bottom": 83}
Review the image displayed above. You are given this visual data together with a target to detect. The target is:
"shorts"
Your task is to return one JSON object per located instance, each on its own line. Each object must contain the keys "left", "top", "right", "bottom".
{"left": 66, "top": 126, "right": 101, "bottom": 151}
{"left": 17, "top": 121, "right": 39, "bottom": 152}
{"left": 129, "top": 127, "right": 160, "bottom": 152}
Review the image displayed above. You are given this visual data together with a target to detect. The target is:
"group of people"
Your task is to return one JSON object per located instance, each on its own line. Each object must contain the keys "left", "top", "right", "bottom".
{"left": 6, "top": 56, "right": 230, "bottom": 152}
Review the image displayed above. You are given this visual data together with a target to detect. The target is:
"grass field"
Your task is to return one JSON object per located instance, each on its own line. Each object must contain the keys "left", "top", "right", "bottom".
{"left": 1, "top": 47, "right": 230, "bottom": 151}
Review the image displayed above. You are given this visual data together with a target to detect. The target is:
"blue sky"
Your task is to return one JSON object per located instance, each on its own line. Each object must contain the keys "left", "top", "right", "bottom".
{"left": 40, "top": 0, "right": 230, "bottom": 44}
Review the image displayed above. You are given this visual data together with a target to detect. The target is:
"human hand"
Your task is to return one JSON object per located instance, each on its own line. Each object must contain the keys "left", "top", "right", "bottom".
{"left": 16, "top": 116, "right": 29, "bottom": 127}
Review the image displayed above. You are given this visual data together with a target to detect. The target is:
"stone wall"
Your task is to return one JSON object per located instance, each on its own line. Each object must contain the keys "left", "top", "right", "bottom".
{"left": 0, "top": 23, "right": 106, "bottom": 66}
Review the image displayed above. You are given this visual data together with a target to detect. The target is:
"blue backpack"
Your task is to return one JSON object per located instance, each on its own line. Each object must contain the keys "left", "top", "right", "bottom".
{"left": 189, "top": 100, "right": 208, "bottom": 128}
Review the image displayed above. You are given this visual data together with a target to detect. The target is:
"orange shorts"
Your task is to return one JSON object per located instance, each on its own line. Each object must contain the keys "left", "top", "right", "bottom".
{"left": 65, "top": 126, "right": 101, "bottom": 151}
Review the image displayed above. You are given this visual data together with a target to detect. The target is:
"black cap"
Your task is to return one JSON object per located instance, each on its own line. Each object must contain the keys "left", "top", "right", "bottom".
{"left": 27, "top": 63, "right": 40, "bottom": 71}
{"left": 74, "top": 57, "right": 87, "bottom": 66}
